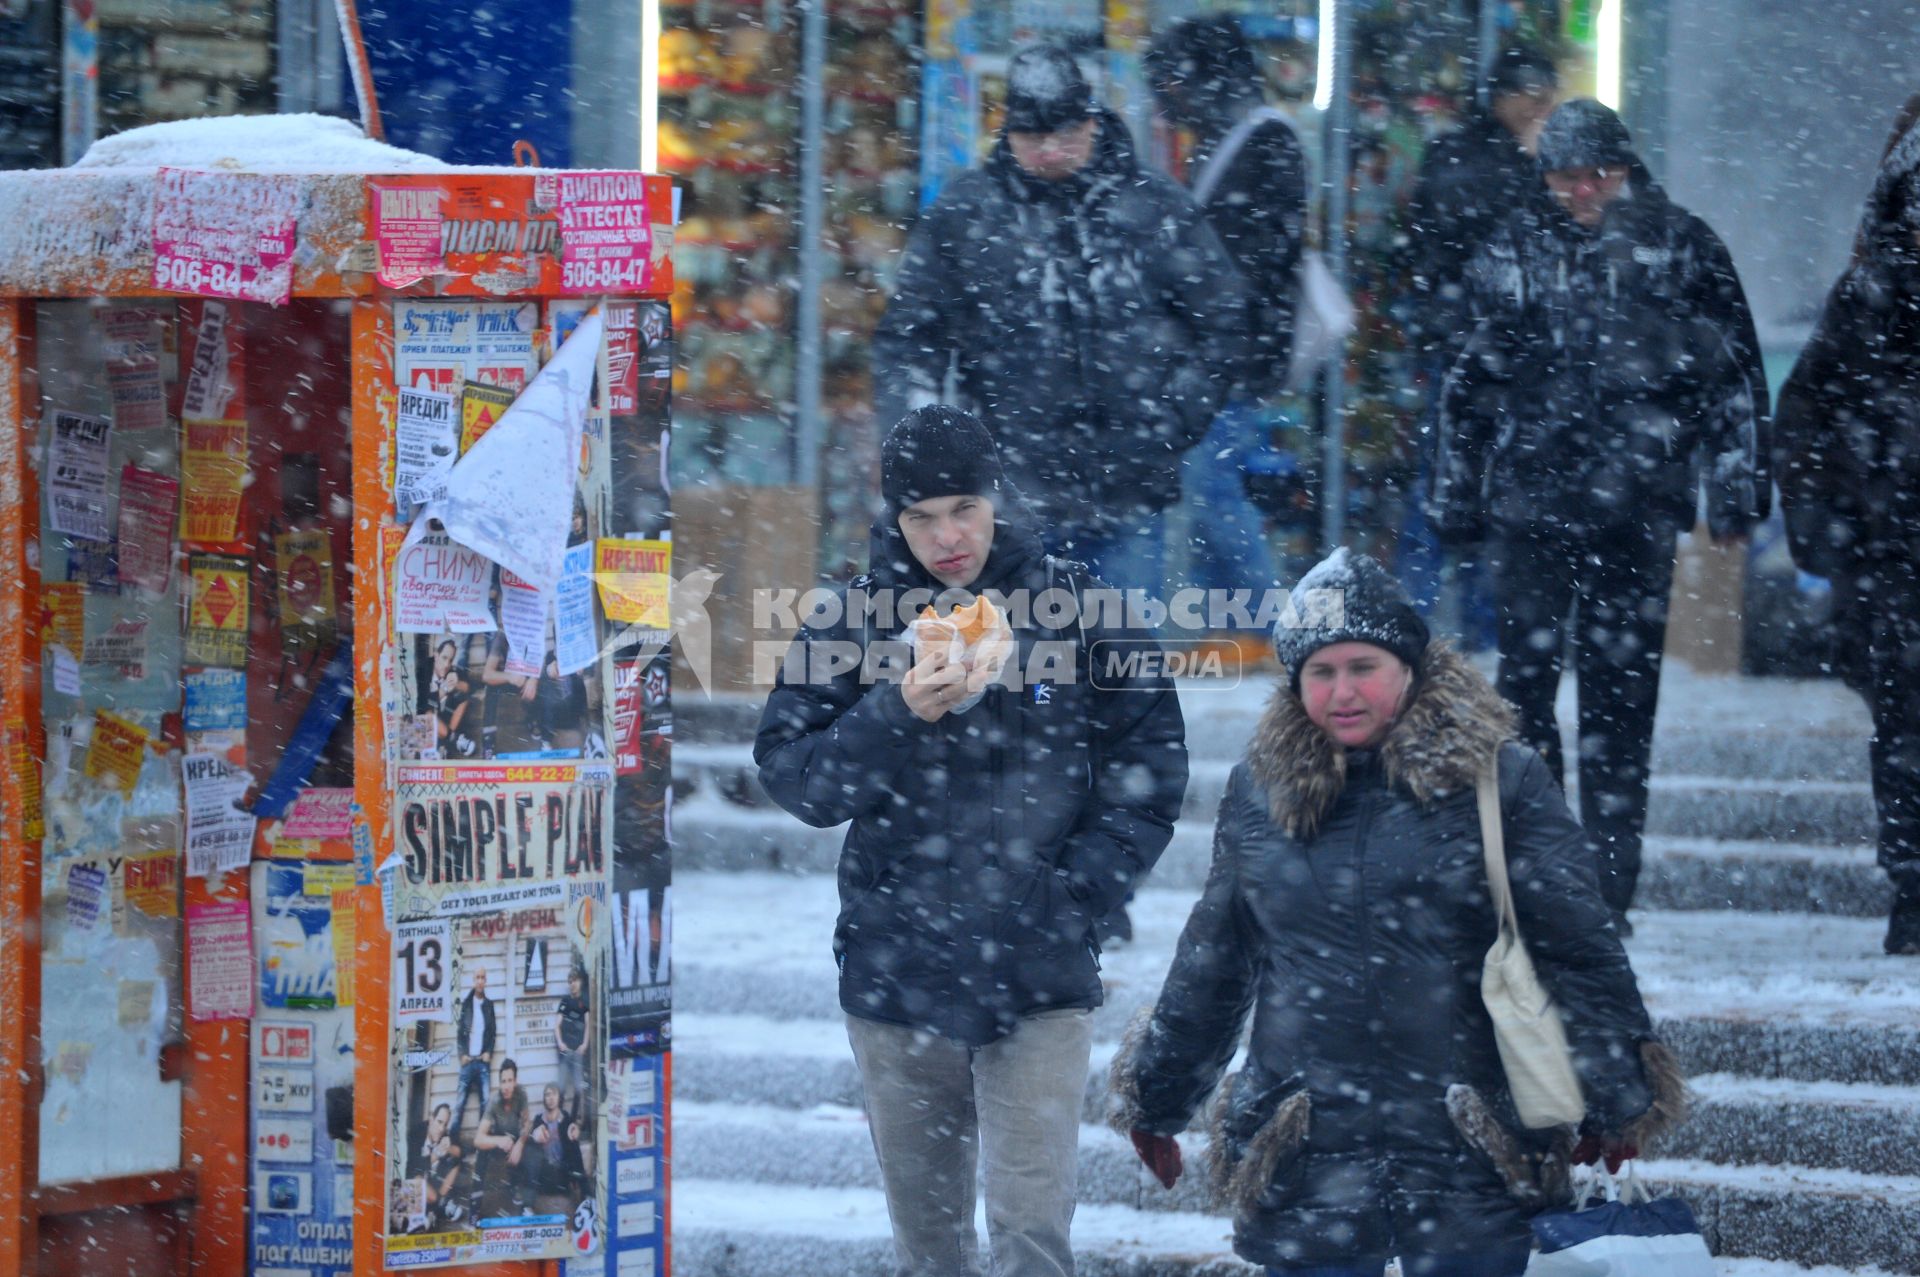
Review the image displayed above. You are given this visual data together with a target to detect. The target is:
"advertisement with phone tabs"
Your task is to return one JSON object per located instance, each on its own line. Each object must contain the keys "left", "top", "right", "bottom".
{"left": 385, "top": 760, "right": 612, "bottom": 1269}
{"left": 251, "top": 861, "right": 355, "bottom": 1277}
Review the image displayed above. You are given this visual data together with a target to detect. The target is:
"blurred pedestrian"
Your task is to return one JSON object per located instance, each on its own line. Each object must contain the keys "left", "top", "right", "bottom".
{"left": 1109, "top": 549, "right": 1685, "bottom": 1277}
{"left": 754, "top": 406, "right": 1189, "bottom": 1276}
{"left": 1429, "top": 100, "right": 1770, "bottom": 932}
{"left": 1775, "top": 94, "right": 1920, "bottom": 955}
{"left": 1147, "top": 14, "right": 1307, "bottom": 657}
{"left": 1396, "top": 44, "right": 1561, "bottom": 651}
{"left": 874, "top": 44, "right": 1248, "bottom": 599}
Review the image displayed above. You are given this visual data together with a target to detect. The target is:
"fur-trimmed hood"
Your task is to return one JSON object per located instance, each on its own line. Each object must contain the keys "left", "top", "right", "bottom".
{"left": 1246, "top": 641, "right": 1516, "bottom": 839}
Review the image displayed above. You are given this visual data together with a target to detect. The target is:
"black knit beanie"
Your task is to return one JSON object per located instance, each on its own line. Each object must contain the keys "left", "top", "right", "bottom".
{"left": 880, "top": 406, "right": 1008, "bottom": 513}
{"left": 1487, "top": 44, "right": 1559, "bottom": 100}
{"left": 1004, "top": 45, "right": 1096, "bottom": 135}
{"left": 1272, "top": 548, "right": 1430, "bottom": 693}
{"left": 1536, "top": 98, "right": 1636, "bottom": 173}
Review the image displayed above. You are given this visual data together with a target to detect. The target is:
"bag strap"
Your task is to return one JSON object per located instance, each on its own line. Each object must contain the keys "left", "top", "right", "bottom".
{"left": 1191, "top": 105, "right": 1296, "bottom": 207}
{"left": 1476, "top": 753, "right": 1521, "bottom": 941}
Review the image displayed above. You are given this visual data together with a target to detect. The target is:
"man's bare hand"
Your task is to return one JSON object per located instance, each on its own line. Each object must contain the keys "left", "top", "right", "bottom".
{"left": 903, "top": 647, "right": 965, "bottom": 722}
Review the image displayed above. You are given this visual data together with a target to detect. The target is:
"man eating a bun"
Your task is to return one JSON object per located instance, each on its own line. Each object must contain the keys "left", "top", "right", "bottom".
{"left": 754, "top": 404, "right": 1189, "bottom": 1277}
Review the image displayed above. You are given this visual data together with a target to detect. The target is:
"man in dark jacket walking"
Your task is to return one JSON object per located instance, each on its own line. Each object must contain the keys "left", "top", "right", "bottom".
{"left": 754, "top": 406, "right": 1188, "bottom": 1276}
{"left": 1776, "top": 99, "right": 1920, "bottom": 955}
{"left": 1146, "top": 14, "right": 1307, "bottom": 630}
{"left": 1403, "top": 45, "right": 1559, "bottom": 364}
{"left": 1430, "top": 100, "right": 1770, "bottom": 930}
{"left": 873, "top": 45, "right": 1248, "bottom": 599}
{"left": 1396, "top": 45, "right": 1559, "bottom": 650}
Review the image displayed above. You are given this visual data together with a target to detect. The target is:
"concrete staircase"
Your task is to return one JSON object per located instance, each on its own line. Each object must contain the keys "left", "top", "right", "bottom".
{"left": 666, "top": 668, "right": 1920, "bottom": 1276}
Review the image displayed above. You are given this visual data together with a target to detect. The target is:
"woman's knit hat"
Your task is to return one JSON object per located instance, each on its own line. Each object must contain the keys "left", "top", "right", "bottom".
{"left": 1272, "top": 548, "right": 1430, "bottom": 692}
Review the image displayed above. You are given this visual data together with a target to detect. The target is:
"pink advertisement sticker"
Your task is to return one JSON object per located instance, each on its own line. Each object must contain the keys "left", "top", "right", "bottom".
{"left": 152, "top": 167, "right": 300, "bottom": 305}
{"left": 188, "top": 898, "right": 253, "bottom": 1022}
{"left": 556, "top": 171, "right": 656, "bottom": 295}
{"left": 370, "top": 179, "right": 448, "bottom": 288}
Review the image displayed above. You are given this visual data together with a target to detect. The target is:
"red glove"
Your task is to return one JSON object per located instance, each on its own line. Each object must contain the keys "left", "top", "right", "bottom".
{"left": 1129, "top": 1129, "right": 1183, "bottom": 1190}
{"left": 1571, "top": 1133, "right": 1639, "bottom": 1174}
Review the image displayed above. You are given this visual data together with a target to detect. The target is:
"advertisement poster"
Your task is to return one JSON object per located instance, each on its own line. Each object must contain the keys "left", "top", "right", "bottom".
{"left": 556, "top": 172, "right": 659, "bottom": 296}
{"left": 187, "top": 552, "right": 249, "bottom": 667}
{"left": 460, "top": 381, "right": 515, "bottom": 454}
{"left": 590, "top": 1053, "right": 668, "bottom": 1277}
{"left": 593, "top": 540, "right": 670, "bottom": 630}
{"left": 282, "top": 788, "right": 353, "bottom": 841}
{"left": 250, "top": 862, "right": 355, "bottom": 1277}
{"left": 184, "top": 751, "right": 255, "bottom": 878}
{"left": 46, "top": 409, "right": 113, "bottom": 542}
{"left": 188, "top": 898, "right": 252, "bottom": 1021}
{"left": 152, "top": 166, "right": 299, "bottom": 305}
{"left": 395, "top": 386, "right": 459, "bottom": 513}
{"left": 84, "top": 709, "right": 149, "bottom": 797}
{"left": 184, "top": 668, "right": 247, "bottom": 736}
{"left": 384, "top": 760, "right": 611, "bottom": 1269}
{"left": 395, "top": 626, "right": 605, "bottom": 764}
{"left": 116, "top": 464, "right": 179, "bottom": 595}
{"left": 394, "top": 301, "right": 538, "bottom": 397}
{"left": 371, "top": 179, "right": 448, "bottom": 288}
{"left": 609, "top": 725, "right": 671, "bottom": 1055}
{"left": 100, "top": 308, "right": 168, "bottom": 432}
{"left": 275, "top": 529, "right": 338, "bottom": 634}
{"left": 180, "top": 301, "right": 232, "bottom": 421}
{"left": 181, "top": 418, "right": 248, "bottom": 543}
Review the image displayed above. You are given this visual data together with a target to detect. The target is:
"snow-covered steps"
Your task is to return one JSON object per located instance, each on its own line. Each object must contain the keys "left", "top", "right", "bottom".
{"left": 669, "top": 1104, "right": 1920, "bottom": 1274}
{"left": 672, "top": 790, "right": 1882, "bottom": 907}
{"left": 670, "top": 1178, "right": 1256, "bottom": 1277}
{"left": 1675, "top": 1076, "right": 1920, "bottom": 1177}
{"left": 673, "top": 736, "right": 1874, "bottom": 820}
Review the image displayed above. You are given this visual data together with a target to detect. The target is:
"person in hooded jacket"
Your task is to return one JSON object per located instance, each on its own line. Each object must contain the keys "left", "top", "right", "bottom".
{"left": 1107, "top": 550, "right": 1687, "bottom": 1277}
{"left": 873, "top": 44, "right": 1249, "bottom": 600}
{"left": 1429, "top": 100, "right": 1770, "bottom": 930}
{"left": 1145, "top": 14, "right": 1306, "bottom": 642}
{"left": 754, "top": 406, "right": 1188, "bottom": 1276}
{"left": 1402, "top": 44, "right": 1559, "bottom": 366}
{"left": 1395, "top": 45, "right": 1559, "bottom": 650}
{"left": 1775, "top": 95, "right": 1920, "bottom": 956}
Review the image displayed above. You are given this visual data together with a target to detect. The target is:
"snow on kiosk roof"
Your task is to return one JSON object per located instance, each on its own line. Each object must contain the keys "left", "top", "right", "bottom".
{"left": 0, "top": 114, "right": 675, "bottom": 301}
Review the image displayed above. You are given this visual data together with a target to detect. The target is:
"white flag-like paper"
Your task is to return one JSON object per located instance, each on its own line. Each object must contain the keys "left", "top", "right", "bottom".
{"left": 411, "top": 307, "right": 603, "bottom": 595}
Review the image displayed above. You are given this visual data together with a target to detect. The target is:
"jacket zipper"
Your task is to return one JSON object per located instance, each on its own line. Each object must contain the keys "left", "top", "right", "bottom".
{"left": 1349, "top": 784, "right": 1398, "bottom": 1244}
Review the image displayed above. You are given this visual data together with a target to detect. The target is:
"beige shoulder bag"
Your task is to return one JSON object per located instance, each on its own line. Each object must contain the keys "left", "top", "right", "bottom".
{"left": 1477, "top": 760, "right": 1586, "bottom": 1129}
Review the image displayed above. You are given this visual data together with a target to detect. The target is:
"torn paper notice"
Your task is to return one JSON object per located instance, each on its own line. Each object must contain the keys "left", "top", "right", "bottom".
{"left": 180, "top": 302, "right": 231, "bottom": 421}
{"left": 184, "top": 752, "right": 256, "bottom": 878}
{"left": 82, "top": 616, "right": 149, "bottom": 680}
{"left": 416, "top": 307, "right": 602, "bottom": 596}
{"left": 497, "top": 569, "right": 547, "bottom": 678}
{"left": 46, "top": 411, "right": 113, "bottom": 542}
{"left": 394, "top": 385, "right": 458, "bottom": 513}
{"left": 281, "top": 788, "right": 353, "bottom": 840}
{"left": 553, "top": 541, "right": 598, "bottom": 675}
{"left": 391, "top": 527, "right": 495, "bottom": 633}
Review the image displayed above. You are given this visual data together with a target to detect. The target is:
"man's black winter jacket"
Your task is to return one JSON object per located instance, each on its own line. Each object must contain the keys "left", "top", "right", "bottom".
{"left": 753, "top": 512, "right": 1189, "bottom": 1046}
{"left": 873, "top": 111, "right": 1249, "bottom": 521}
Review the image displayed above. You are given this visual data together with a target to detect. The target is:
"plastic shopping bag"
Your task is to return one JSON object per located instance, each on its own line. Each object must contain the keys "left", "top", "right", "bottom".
{"left": 1525, "top": 1166, "right": 1715, "bottom": 1276}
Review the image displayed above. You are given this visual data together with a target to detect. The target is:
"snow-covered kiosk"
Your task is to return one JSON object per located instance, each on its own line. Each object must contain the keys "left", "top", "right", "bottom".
{"left": 0, "top": 116, "right": 676, "bottom": 1277}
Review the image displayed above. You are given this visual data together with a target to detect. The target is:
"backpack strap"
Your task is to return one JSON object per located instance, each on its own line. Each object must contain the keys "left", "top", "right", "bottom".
{"left": 1191, "top": 105, "right": 1298, "bottom": 207}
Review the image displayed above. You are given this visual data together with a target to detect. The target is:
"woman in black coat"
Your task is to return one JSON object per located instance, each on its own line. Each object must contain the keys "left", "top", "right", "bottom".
{"left": 1108, "top": 551, "right": 1687, "bottom": 1277}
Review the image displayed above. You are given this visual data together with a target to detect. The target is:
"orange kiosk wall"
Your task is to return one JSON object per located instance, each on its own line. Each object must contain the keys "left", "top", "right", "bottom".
{"left": 0, "top": 140, "right": 674, "bottom": 1277}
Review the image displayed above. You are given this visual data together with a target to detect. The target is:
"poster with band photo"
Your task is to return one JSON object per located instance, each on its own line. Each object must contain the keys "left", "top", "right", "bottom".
{"left": 381, "top": 760, "right": 612, "bottom": 1269}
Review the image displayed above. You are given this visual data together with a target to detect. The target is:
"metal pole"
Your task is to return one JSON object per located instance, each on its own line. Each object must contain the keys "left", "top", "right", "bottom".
{"left": 793, "top": 0, "right": 828, "bottom": 489}
{"left": 1476, "top": 0, "right": 1500, "bottom": 109}
{"left": 1319, "top": 0, "right": 1352, "bottom": 552}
